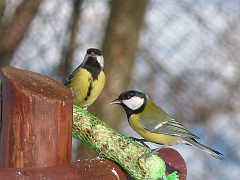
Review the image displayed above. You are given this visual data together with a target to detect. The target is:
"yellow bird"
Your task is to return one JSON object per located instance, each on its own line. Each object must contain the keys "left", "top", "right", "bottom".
{"left": 64, "top": 48, "right": 105, "bottom": 108}
{"left": 111, "top": 90, "right": 224, "bottom": 160}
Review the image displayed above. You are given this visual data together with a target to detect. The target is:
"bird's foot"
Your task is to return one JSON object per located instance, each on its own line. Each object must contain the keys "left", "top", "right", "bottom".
{"left": 139, "top": 151, "right": 158, "bottom": 161}
{"left": 130, "top": 137, "right": 150, "bottom": 148}
{"left": 139, "top": 145, "right": 165, "bottom": 161}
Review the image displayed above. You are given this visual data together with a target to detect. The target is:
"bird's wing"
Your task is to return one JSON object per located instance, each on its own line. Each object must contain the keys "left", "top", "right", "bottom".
{"left": 64, "top": 65, "right": 81, "bottom": 86}
{"left": 148, "top": 119, "right": 199, "bottom": 139}
{"left": 140, "top": 104, "right": 199, "bottom": 139}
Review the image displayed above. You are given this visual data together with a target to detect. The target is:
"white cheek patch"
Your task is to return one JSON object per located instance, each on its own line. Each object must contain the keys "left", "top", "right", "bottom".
{"left": 96, "top": 55, "right": 104, "bottom": 68}
{"left": 123, "top": 96, "right": 144, "bottom": 110}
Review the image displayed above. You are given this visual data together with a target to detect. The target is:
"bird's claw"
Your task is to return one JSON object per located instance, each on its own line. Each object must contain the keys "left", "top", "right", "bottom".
{"left": 139, "top": 151, "right": 158, "bottom": 161}
{"left": 139, "top": 146, "right": 165, "bottom": 161}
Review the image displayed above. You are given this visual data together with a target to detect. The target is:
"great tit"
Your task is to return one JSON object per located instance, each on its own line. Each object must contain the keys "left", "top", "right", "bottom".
{"left": 111, "top": 90, "right": 224, "bottom": 160}
{"left": 64, "top": 48, "right": 105, "bottom": 108}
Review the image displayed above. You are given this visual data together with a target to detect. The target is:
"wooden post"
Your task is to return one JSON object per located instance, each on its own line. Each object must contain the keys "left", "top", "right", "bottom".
{"left": 0, "top": 148, "right": 186, "bottom": 180}
{"left": 0, "top": 158, "right": 130, "bottom": 180}
{"left": 0, "top": 66, "right": 73, "bottom": 168}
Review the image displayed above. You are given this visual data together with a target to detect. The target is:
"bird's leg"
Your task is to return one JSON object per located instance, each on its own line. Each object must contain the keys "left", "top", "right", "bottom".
{"left": 139, "top": 145, "right": 165, "bottom": 161}
{"left": 129, "top": 137, "right": 150, "bottom": 148}
{"left": 150, "top": 145, "right": 165, "bottom": 154}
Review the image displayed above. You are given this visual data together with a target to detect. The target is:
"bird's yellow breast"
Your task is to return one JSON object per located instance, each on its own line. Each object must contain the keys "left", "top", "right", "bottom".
{"left": 129, "top": 114, "right": 180, "bottom": 146}
{"left": 67, "top": 68, "right": 105, "bottom": 108}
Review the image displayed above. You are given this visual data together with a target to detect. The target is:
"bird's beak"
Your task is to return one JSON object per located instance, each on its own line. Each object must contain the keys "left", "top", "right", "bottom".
{"left": 89, "top": 52, "right": 96, "bottom": 57}
{"left": 110, "top": 98, "right": 121, "bottom": 105}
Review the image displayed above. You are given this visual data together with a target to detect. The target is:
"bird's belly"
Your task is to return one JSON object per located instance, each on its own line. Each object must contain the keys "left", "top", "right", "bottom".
{"left": 83, "top": 76, "right": 105, "bottom": 106}
{"left": 139, "top": 131, "right": 179, "bottom": 146}
{"left": 68, "top": 70, "right": 105, "bottom": 107}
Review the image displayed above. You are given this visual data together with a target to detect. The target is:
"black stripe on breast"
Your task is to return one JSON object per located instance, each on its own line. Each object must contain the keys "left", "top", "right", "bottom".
{"left": 84, "top": 80, "right": 93, "bottom": 101}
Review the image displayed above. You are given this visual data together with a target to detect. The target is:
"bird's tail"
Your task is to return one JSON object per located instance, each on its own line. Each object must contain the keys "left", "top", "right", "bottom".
{"left": 182, "top": 138, "right": 224, "bottom": 160}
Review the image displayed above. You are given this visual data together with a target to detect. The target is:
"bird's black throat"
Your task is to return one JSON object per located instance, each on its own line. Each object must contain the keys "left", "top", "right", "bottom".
{"left": 83, "top": 57, "right": 102, "bottom": 80}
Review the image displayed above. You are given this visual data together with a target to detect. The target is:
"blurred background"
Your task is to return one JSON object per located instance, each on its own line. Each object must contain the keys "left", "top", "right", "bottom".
{"left": 0, "top": 0, "right": 239, "bottom": 179}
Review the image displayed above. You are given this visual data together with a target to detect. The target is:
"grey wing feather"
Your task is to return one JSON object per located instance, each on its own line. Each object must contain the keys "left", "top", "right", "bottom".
{"left": 140, "top": 115, "right": 199, "bottom": 139}
{"left": 64, "top": 65, "right": 81, "bottom": 86}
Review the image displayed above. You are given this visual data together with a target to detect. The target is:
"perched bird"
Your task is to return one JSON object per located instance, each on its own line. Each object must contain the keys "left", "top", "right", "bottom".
{"left": 111, "top": 90, "right": 224, "bottom": 160}
{"left": 64, "top": 48, "right": 105, "bottom": 108}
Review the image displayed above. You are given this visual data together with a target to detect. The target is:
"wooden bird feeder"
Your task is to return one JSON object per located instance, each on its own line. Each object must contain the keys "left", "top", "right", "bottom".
{"left": 0, "top": 66, "right": 187, "bottom": 179}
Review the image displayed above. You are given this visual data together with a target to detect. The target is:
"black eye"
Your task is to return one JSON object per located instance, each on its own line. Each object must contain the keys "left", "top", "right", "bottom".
{"left": 124, "top": 94, "right": 133, "bottom": 100}
{"left": 96, "top": 51, "right": 102, "bottom": 56}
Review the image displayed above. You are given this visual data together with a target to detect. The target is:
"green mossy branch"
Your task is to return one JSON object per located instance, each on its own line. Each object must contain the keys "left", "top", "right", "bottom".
{"left": 72, "top": 105, "right": 178, "bottom": 180}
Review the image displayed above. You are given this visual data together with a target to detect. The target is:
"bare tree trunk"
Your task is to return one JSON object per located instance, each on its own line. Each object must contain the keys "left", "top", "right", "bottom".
{"left": 0, "top": 0, "right": 42, "bottom": 78}
{"left": 55, "top": 0, "right": 85, "bottom": 161}
{"left": 91, "top": 0, "right": 148, "bottom": 129}
{"left": 57, "top": 0, "right": 83, "bottom": 83}
{"left": 0, "top": 0, "right": 5, "bottom": 23}
{"left": 83, "top": 0, "right": 148, "bottom": 159}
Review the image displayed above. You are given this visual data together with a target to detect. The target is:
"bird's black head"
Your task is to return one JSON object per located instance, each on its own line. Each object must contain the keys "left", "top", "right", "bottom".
{"left": 86, "top": 48, "right": 103, "bottom": 56}
{"left": 85, "top": 48, "right": 104, "bottom": 68}
{"left": 110, "top": 90, "right": 147, "bottom": 118}
{"left": 82, "top": 48, "right": 104, "bottom": 79}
